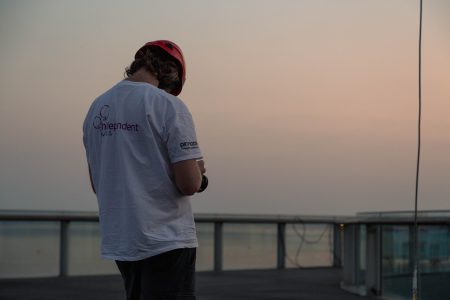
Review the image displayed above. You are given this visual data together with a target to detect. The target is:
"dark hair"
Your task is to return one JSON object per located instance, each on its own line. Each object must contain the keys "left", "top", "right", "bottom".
{"left": 125, "top": 47, "right": 180, "bottom": 93}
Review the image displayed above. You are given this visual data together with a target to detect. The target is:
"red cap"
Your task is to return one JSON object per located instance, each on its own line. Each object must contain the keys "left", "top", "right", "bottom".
{"left": 135, "top": 40, "right": 186, "bottom": 96}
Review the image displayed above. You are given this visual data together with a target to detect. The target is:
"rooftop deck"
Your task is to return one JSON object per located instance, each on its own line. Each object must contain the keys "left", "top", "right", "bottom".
{"left": 0, "top": 268, "right": 372, "bottom": 300}
{"left": 5, "top": 210, "right": 448, "bottom": 299}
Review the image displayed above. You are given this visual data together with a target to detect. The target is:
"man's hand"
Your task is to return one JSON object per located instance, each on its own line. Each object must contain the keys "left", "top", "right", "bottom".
{"left": 197, "top": 159, "right": 206, "bottom": 174}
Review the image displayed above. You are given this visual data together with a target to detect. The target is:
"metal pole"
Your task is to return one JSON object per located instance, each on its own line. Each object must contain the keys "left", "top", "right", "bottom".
{"left": 214, "top": 222, "right": 223, "bottom": 272}
{"left": 277, "top": 223, "right": 286, "bottom": 269}
{"left": 59, "top": 220, "right": 69, "bottom": 277}
{"left": 333, "top": 224, "right": 342, "bottom": 267}
{"left": 412, "top": 0, "right": 424, "bottom": 299}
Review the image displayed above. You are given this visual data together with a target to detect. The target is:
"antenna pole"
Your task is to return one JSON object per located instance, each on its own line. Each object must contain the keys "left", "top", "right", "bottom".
{"left": 412, "top": 0, "right": 423, "bottom": 299}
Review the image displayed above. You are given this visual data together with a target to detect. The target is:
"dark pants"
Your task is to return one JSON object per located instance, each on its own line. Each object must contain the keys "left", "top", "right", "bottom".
{"left": 116, "top": 248, "right": 196, "bottom": 300}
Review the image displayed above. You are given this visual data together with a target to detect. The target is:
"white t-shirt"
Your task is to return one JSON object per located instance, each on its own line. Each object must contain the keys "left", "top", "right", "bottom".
{"left": 83, "top": 80, "right": 202, "bottom": 261}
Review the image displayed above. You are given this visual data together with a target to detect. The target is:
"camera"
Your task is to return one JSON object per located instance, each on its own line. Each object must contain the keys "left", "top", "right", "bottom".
{"left": 198, "top": 175, "right": 208, "bottom": 193}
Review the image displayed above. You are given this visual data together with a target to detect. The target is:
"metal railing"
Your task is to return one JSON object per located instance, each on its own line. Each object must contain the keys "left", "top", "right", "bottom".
{"left": 0, "top": 210, "right": 348, "bottom": 277}
{"left": 3, "top": 209, "right": 449, "bottom": 299}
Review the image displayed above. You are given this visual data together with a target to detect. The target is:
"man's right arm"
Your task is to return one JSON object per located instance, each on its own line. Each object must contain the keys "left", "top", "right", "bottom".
{"left": 172, "top": 159, "right": 205, "bottom": 196}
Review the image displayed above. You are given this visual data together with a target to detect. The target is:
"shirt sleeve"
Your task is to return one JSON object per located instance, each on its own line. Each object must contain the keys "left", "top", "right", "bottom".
{"left": 164, "top": 112, "right": 203, "bottom": 164}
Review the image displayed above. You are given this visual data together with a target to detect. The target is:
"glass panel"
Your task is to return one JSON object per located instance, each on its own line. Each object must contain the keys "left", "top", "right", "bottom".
{"left": 382, "top": 225, "right": 450, "bottom": 300}
{"left": 196, "top": 222, "right": 213, "bottom": 271}
{"left": 285, "top": 223, "right": 333, "bottom": 268}
{"left": 223, "top": 223, "right": 276, "bottom": 270}
{"left": 382, "top": 225, "right": 411, "bottom": 300}
{"left": 0, "top": 221, "right": 59, "bottom": 278}
{"left": 417, "top": 225, "right": 450, "bottom": 300}
{"left": 67, "top": 222, "right": 118, "bottom": 275}
{"left": 419, "top": 225, "right": 450, "bottom": 273}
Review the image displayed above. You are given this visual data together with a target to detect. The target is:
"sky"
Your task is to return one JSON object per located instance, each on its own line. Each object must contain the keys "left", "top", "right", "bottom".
{"left": 0, "top": 0, "right": 449, "bottom": 215}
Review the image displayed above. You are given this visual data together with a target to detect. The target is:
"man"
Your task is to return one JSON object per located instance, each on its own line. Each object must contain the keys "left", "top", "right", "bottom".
{"left": 83, "top": 40, "right": 206, "bottom": 299}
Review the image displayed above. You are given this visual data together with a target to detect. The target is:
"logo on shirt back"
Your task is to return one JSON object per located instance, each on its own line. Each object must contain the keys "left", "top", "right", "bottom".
{"left": 93, "top": 105, "right": 139, "bottom": 137}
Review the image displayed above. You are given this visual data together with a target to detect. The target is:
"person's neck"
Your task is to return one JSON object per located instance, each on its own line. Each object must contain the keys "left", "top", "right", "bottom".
{"left": 126, "top": 68, "right": 159, "bottom": 87}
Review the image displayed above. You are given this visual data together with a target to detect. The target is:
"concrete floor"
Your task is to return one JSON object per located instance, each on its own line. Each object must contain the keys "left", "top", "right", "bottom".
{"left": 0, "top": 268, "right": 373, "bottom": 300}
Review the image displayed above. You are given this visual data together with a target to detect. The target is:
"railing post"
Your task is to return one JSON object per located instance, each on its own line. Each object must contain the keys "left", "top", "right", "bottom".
{"left": 214, "top": 222, "right": 223, "bottom": 272}
{"left": 366, "top": 224, "right": 382, "bottom": 296}
{"left": 277, "top": 223, "right": 286, "bottom": 269}
{"left": 342, "top": 224, "right": 357, "bottom": 285}
{"left": 333, "top": 223, "right": 342, "bottom": 267}
{"left": 59, "top": 220, "right": 69, "bottom": 277}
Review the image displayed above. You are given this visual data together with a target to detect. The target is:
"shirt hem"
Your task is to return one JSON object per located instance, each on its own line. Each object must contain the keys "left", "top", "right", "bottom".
{"left": 171, "top": 153, "right": 203, "bottom": 164}
{"left": 101, "top": 241, "right": 198, "bottom": 261}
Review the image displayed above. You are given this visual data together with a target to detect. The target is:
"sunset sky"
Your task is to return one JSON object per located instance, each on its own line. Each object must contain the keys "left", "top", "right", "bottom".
{"left": 1, "top": 0, "right": 449, "bottom": 215}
